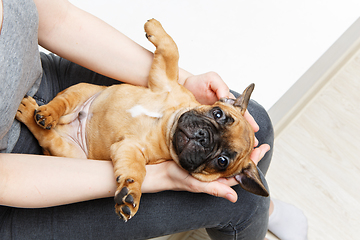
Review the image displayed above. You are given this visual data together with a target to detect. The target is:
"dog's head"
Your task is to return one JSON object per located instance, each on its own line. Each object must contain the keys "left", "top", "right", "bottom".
{"left": 171, "top": 84, "right": 268, "bottom": 197}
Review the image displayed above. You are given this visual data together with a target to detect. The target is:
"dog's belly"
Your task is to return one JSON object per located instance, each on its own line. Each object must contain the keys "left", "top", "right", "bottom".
{"left": 56, "top": 93, "right": 100, "bottom": 158}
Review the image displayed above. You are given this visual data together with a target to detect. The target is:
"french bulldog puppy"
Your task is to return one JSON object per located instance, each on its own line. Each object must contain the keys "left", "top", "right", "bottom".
{"left": 16, "top": 19, "right": 268, "bottom": 221}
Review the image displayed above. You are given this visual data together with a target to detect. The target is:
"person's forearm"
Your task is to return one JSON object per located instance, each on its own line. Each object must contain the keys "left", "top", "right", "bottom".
{"left": 0, "top": 153, "right": 117, "bottom": 208}
{"left": 35, "top": 0, "right": 192, "bottom": 87}
{"left": 0, "top": 153, "right": 195, "bottom": 208}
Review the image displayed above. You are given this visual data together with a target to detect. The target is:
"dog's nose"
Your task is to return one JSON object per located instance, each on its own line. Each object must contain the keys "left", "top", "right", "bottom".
{"left": 194, "top": 129, "right": 210, "bottom": 147}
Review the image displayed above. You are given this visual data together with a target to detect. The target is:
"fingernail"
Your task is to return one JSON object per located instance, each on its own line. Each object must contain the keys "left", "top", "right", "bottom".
{"left": 226, "top": 193, "right": 237, "bottom": 203}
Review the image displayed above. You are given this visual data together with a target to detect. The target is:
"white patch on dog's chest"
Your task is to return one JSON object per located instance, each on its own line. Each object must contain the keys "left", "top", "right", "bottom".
{"left": 165, "top": 84, "right": 172, "bottom": 93}
{"left": 127, "top": 105, "right": 163, "bottom": 118}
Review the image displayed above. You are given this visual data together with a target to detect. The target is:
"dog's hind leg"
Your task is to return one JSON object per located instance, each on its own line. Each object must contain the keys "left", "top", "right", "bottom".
{"left": 34, "top": 83, "right": 106, "bottom": 130}
{"left": 144, "top": 19, "right": 179, "bottom": 92}
{"left": 16, "top": 96, "right": 87, "bottom": 158}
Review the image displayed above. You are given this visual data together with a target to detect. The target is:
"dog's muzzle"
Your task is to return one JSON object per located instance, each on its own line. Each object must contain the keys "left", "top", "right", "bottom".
{"left": 173, "top": 111, "right": 218, "bottom": 172}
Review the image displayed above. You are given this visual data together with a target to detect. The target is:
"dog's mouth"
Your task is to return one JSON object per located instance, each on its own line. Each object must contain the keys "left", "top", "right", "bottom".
{"left": 173, "top": 127, "right": 190, "bottom": 154}
{"left": 174, "top": 126, "right": 212, "bottom": 153}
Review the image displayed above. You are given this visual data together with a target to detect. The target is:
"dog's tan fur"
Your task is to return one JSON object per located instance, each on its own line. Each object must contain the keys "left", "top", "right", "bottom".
{"left": 16, "top": 19, "right": 268, "bottom": 221}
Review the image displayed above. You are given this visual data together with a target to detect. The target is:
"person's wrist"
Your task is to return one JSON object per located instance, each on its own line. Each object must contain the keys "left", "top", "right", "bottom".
{"left": 142, "top": 162, "right": 173, "bottom": 193}
{"left": 178, "top": 69, "right": 193, "bottom": 85}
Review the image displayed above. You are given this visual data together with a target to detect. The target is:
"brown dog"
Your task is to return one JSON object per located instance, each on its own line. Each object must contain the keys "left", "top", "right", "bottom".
{"left": 16, "top": 19, "right": 268, "bottom": 221}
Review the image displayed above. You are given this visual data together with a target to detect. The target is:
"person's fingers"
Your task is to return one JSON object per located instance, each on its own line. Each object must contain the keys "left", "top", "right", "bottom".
{"left": 227, "top": 92, "right": 236, "bottom": 99}
{"left": 254, "top": 136, "right": 259, "bottom": 147}
{"left": 199, "top": 72, "right": 229, "bottom": 102}
{"left": 201, "top": 181, "right": 238, "bottom": 203}
{"left": 217, "top": 177, "right": 238, "bottom": 187}
{"left": 199, "top": 144, "right": 270, "bottom": 202}
{"left": 244, "top": 109, "right": 259, "bottom": 132}
{"left": 250, "top": 144, "right": 270, "bottom": 165}
{"left": 212, "top": 81, "right": 230, "bottom": 100}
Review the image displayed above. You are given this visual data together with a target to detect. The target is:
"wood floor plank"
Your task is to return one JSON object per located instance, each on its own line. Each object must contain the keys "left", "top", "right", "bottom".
{"left": 266, "top": 49, "right": 360, "bottom": 239}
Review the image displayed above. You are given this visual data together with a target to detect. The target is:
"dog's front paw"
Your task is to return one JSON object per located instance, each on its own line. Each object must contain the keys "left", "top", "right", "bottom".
{"left": 16, "top": 96, "right": 39, "bottom": 124}
{"left": 34, "top": 105, "right": 60, "bottom": 130}
{"left": 114, "top": 176, "right": 141, "bottom": 222}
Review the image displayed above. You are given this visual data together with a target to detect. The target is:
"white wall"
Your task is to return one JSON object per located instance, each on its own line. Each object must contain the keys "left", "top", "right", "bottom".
{"left": 68, "top": 0, "right": 360, "bottom": 110}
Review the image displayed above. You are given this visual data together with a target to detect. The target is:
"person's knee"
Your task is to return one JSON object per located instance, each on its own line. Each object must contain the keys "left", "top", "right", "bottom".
{"left": 247, "top": 100, "right": 274, "bottom": 146}
{"left": 206, "top": 185, "right": 270, "bottom": 240}
{"left": 245, "top": 100, "right": 274, "bottom": 175}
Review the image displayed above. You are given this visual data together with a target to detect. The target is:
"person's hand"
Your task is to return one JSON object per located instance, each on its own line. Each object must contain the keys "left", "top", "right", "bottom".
{"left": 142, "top": 143, "right": 270, "bottom": 202}
{"left": 182, "top": 71, "right": 232, "bottom": 105}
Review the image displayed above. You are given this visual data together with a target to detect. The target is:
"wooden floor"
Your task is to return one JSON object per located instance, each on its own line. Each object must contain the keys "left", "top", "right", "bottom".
{"left": 266, "top": 48, "right": 360, "bottom": 239}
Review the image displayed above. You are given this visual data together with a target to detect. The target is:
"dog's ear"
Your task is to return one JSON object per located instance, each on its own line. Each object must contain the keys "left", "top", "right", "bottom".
{"left": 234, "top": 83, "right": 255, "bottom": 115}
{"left": 235, "top": 159, "right": 269, "bottom": 197}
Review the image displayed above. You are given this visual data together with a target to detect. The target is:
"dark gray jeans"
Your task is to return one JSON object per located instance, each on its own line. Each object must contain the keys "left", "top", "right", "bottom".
{"left": 3, "top": 53, "right": 274, "bottom": 240}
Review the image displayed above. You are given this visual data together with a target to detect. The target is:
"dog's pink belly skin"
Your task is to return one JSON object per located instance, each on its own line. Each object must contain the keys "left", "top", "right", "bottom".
{"left": 56, "top": 94, "right": 99, "bottom": 158}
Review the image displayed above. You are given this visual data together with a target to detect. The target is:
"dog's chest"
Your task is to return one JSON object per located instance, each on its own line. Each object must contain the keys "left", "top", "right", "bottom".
{"left": 127, "top": 105, "right": 163, "bottom": 119}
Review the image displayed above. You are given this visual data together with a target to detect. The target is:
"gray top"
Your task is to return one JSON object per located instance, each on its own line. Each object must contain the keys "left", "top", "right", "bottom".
{"left": 0, "top": 0, "right": 42, "bottom": 152}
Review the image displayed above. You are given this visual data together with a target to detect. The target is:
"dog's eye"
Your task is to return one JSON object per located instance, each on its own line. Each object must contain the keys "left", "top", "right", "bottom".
{"left": 217, "top": 156, "right": 229, "bottom": 169}
{"left": 211, "top": 107, "right": 234, "bottom": 126}
{"left": 213, "top": 109, "right": 223, "bottom": 120}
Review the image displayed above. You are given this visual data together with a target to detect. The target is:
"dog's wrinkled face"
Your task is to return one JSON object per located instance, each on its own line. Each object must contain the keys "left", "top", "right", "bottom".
{"left": 173, "top": 103, "right": 253, "bottom": 177}
{"left": 172, "top": 84, "right": 269, "bottom": 197}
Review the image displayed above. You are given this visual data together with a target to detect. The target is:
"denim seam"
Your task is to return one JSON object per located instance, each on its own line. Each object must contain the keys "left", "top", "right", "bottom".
{"left": 32, "top": 95, "right": 47, "bottom": 105}
{"left": 229, "top": 223, "right": 237, "bottom": 240}
{"left": 235, "top": 204, "right": 260, "bottom": 233}
{"left": 214, "top": 203, "right": 259, "bottom": 235}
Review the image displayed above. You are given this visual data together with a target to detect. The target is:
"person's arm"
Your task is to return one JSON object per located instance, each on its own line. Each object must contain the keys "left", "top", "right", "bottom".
{"left": 0, "top": 153, "right": 116, "bottom": 208}
{"left": 35, "top": 0, "right": 184, "bottom": 87}
{"left": 0, "top": 144, "right": 269, "bottom": 208}
{"left": 34, "top": 0, "right": 235, "bottom": 105}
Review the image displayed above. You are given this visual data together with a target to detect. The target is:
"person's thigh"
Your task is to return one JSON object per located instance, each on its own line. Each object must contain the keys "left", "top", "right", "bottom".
{"left": 0, "top": 180, "right": 269, "bottom": 240}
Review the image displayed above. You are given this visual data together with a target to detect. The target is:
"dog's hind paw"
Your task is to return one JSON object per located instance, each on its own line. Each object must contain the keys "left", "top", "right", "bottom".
{"left": 144, "top": 19, "right": 166, "bottom": 47}
{"left": 34, "top": 105, "right": 59, "bottom": 130}
{"left": 114, "top": 177, "right": 141, "bottom": 221}
{"left": 16, "top": 96, "right": 39, "bottom": 124}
